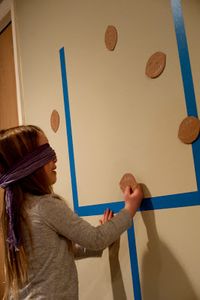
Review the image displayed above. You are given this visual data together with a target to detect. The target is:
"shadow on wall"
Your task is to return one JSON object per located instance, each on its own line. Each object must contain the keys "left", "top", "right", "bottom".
{"left": 141, "top": 195, "right": 198, "bottom": 300}
{"left": 109, "top": 239, "right": 127, "bottom": 300}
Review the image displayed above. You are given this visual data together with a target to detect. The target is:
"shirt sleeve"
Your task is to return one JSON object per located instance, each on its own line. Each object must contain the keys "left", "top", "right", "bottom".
{"left": 72, "top": 243, "right": 103, "bottom": 260}
{"left": 38, "top": 194, "right": 133, "bottom": 251}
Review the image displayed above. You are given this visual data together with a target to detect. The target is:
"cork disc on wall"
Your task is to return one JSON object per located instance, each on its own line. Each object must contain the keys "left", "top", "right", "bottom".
{"left": 50, "top": 110, "right": 60, "bottom": 133}
{"left": 145, "top": 51, "right": 166, "bottom": 78}
{"left": 105, "top": 25, "right": 118, "bottom": 51}
{"left": 178, "top": 116, "right": 200, "bottom": 144}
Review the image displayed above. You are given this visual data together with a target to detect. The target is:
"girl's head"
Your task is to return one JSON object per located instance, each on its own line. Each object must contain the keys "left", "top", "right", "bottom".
{"left": 37, "top": 130, "right": 57, "bottom": 186}
{"left": 0, "top": 125, "right": 57, "bottom": 192}
{"left": 0, "top": 125, "right": 57, "bottom": 299}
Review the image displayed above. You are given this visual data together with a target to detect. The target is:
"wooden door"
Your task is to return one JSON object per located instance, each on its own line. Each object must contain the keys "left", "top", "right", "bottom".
{"left": 0, "top": 22, "right": 19, "bottom": 298}
{"left": 0, "top": 23, "right": 18, "bottom": 129}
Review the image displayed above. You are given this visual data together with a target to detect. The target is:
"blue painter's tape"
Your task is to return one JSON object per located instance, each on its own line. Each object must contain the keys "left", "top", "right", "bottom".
{"left": 192, "top": 138, "right": 200, "bottom": 191}
{"left": 170, "top": 0, "right": 197, "bottom": 117}
{"left": 77, "top": 201, "right": 124, "bottom": 217}
{"left": 77, "top": 190, "right": 200, "bottom": 217}
{"left": 59, "top": 47, "right": 79, "bottom": 212}
{"left": 140, "top": 191, "right": 200, "bottom": 211}
{"left": 128, "top": 224, "right": 142, "bottom": 300}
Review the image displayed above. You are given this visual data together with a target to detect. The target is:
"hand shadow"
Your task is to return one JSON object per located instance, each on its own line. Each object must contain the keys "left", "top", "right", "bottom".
{"left": 109, "top": 238, "right": 127, "bottom": 300}
{"left": 140, "top": 184, "right": 198, "bottom": 300}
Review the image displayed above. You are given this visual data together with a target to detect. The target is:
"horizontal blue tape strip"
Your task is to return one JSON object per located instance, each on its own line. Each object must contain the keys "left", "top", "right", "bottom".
{"left": 77, "top": 201, "right": 124, "bottom": 216}
{"left": 76, "top": 191, "right": 200, "bottom": 216}
{"left": 140, "top": 191, "right": 200, "bottom": 211}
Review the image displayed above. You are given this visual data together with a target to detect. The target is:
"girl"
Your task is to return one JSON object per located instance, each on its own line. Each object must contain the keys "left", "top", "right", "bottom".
{"left": 0, "top": 125, "right": 143, "bottom": 299}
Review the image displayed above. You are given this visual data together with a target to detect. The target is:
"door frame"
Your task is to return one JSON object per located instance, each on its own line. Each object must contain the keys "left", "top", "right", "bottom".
{"left": 0, "top": 0, "right": 24, "bottom": 124}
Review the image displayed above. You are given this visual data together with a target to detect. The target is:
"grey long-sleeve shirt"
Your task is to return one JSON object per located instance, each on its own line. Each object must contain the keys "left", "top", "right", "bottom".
{"left": 18, "top": 193, "right": 133, "bottom": 300}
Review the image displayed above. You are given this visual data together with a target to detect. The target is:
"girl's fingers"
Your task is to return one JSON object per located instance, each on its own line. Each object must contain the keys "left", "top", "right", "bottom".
{"left": 105, "top": 208, "right": 109, "bottom": 220}
{"left": 108, "top": 210, "right": 113, "bottom": 220}
{"left": 124, "top": 186, "right": 131, "bottom": 196}
{"left": 100, "top": 209, "right": 114, "bottom": 224}
{"left": 99, "top": 210, "right": 107, "bottom": 224}
{"left": 100, "top": 210, "right": 108, "bottom": 224}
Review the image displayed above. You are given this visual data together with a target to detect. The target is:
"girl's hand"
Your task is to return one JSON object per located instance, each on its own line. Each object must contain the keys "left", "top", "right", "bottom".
{"left": 124, "top": 184, "right": 143, "bottom": 217}
{"left": 99, "top": 208, "right": 114, "bottom": 225}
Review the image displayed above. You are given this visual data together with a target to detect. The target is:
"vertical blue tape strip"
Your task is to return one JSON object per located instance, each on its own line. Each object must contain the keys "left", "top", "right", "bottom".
{"left": 192, "top": 139, "right": 200, "bottom": 191}
{"left": 170, "top": 0, "right": 197, "bottom": 117}
{"left": 128, "top": 224, "right": 142, "bottom": 300}
{"left": 59, "top": 47, "right": 79, "bottom": 212}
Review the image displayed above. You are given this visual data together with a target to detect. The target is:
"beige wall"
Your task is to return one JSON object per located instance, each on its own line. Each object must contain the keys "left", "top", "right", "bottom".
{"left": 14, "top": 0, "right": 200, "bottom": 299}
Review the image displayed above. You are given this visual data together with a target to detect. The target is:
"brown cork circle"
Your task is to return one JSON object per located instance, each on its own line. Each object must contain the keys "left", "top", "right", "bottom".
{"left": 145, "top": 52, "right": 166, "bottom": 78}
{"left": 178, "top": 116, "right": 200, "bottom": 144}
{"left": 105, "top": 25, "right": 118, "bottom": 51}
{"left": 119, "top": 173, "right": 138, "bottom": 193}
{"left": 50, "top": 110, "right": 60, "bottom": 133}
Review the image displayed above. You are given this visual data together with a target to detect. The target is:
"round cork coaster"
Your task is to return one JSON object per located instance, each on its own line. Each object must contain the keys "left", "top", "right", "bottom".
{"left": 50, "top": 110, "right": 60, "bottom": 133}
{"left": 119, "top": 173, "right": 138, "bottom": 193}
{"left": 145, "top": 52, "right": 166, "bottom": 78}
{"left": 178, "top": 116, "right": 200, "bottom": 144}
{"left": 105, "top": 25, "right": 118, "bottom": 51}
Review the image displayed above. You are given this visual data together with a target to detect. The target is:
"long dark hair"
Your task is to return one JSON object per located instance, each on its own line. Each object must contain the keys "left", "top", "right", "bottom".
{"left": 0, "top": 125, "right": 52, "bottom": 299}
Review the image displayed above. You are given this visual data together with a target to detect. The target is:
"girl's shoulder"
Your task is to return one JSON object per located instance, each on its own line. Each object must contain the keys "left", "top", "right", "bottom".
{"left": 24, "top": 193, "right": 65, "bottom": 211}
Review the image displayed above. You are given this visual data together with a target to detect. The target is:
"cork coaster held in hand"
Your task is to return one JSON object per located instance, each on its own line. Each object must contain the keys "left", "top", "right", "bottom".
{"left": 119, "top": 173, "right": 138, "bottom": 194}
